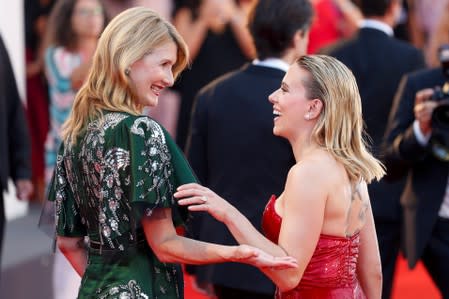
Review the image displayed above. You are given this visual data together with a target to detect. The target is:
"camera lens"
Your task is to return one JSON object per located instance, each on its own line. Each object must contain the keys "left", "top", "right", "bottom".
{"left": 431, "top": 101, "right": 449, "bottom": 162}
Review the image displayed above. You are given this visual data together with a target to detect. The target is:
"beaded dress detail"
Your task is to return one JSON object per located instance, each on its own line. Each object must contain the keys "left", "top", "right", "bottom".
{"left": 47, "top": 111, "right": 196, "bottom": 299}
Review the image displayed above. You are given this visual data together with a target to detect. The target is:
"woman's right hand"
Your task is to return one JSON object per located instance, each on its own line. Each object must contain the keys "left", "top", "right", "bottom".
{"left": 174, "top": 183, "right": 236, "bottom": 223}
{"left": 233, "top": 244, "right": 298, "bottom": 270}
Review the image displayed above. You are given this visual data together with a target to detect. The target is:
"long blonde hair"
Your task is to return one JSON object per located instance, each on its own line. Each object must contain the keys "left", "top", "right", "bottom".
{"left": 298, "top": 55, "right": 385, "bottom": 183}
{"left": 62, "top": 7, "right": 189, "bottom": 144}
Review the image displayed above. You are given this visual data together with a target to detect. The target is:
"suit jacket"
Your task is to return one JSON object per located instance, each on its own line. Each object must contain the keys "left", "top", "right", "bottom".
{"left": 321, "top": 27, "right": 425, "bottom": 221}
{"left": 383, "top": 67, "right": 448, "bottom": 268}
{"left": 0, "top": 36, "right": 31, "bottom": 192}
{"left": 186, "top": 63, "right": 295, "bottom": 294}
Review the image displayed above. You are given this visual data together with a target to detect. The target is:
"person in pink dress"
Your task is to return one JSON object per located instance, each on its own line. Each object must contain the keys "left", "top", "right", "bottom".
{"left": 175, "top": 54, "right": 384, "bottom": 298}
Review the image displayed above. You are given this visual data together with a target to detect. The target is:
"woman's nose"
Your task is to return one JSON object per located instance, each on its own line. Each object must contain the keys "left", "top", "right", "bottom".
{"left": 268, "top": 90, "right": 278, "bottom": 103}
{"left": 163, "top": 70, "right": 174, "bottom": 87}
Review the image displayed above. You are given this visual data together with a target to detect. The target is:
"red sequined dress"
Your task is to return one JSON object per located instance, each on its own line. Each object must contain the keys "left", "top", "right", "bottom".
{"left": 262, "top": 195, "right": 366, "bottom": 299}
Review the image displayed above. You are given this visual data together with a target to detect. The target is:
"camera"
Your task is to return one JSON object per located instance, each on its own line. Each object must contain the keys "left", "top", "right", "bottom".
{"left": 430, "top": 44, "right": 449, "bottom": 161}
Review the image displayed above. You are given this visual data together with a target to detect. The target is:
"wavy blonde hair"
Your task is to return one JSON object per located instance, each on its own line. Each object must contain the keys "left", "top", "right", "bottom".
{"left": 298, "top": 55, "right": 385, "bottom": 183}
{"left": 62, "top": 7, "right": 189, "bottom": 144}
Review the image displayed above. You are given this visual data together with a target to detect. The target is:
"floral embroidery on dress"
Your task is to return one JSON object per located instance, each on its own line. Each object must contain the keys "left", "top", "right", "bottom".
{"left": 97, "top": 280, "right": 149, "bottom": 299}
{"left": 130, "top": 117, "right": 174, "bottom": 217}
{"left": 50, "top": 111, "right": 189, "bottom": 298}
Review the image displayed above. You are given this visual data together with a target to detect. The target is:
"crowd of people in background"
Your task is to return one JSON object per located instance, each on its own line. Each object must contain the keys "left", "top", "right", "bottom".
{"left": 1, "top": 0, "right": 448, "bottom": 298}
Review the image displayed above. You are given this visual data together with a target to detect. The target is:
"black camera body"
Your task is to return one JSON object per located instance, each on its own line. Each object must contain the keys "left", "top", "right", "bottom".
{"left": 431, "top": 82, "right": 449, "bottom": 102}
{"left": 430, "top": 45, "right": 449, "bottom": 161}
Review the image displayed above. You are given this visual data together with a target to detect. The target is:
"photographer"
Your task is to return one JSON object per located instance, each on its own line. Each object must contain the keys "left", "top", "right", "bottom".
{"left": 383, "top": 44, "right": 449, "bottom": 298}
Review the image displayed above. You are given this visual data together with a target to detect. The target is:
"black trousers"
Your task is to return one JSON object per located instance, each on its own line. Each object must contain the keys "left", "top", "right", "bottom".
{"left": 422, "top": 217, "right": 449, "bottom": 299}
{"left": 214, "top": 285, "right": 274, "bottom": 299}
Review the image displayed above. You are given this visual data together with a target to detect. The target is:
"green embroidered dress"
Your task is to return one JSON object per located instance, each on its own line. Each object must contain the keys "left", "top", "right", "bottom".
{"left": 48, "top": 111, "right": 196, "bottom": 299}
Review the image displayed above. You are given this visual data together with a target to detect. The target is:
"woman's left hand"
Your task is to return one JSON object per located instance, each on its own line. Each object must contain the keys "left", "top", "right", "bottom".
{"left": 174, "top": 183, "right": 235, "bottom": 223}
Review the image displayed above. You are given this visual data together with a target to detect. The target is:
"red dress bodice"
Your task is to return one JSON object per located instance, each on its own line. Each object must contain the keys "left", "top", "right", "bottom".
{"left": 262, "top": 195, "right": 366, "bottom": 299}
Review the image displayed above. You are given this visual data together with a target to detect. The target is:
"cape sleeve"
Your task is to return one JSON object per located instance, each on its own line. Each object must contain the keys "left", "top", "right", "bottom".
{"left": 128, "top": 117, "right": 197, "bottom": 226}
{"left": 47, "top": 143, "right": 86, "bottom": 237}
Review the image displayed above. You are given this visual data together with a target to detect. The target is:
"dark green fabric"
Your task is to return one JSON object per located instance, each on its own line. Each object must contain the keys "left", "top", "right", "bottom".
{"left": 47, "top": 111, "right": 197, "bottom": 299}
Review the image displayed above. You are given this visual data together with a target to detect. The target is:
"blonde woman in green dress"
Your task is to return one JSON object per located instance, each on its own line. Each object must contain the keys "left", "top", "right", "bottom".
{"left": 47, "top": 7, "right": 297, "bottom": 299}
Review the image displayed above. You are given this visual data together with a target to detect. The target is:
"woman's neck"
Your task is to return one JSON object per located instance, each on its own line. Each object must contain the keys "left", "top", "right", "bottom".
{"left": 290, "top": 133, "right": 321, "bottom": 163}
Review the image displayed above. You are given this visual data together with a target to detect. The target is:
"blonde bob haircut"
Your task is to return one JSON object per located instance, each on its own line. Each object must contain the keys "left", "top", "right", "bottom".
{"left": 297, "top": 55, "right": 385, "bottom": 183}
{"left": 62, "top": 7, "right": 189, "bottom": 144}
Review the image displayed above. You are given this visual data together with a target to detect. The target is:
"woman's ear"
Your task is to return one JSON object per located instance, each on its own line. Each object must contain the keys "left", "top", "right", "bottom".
{"left": 308, "top": 99, "right": 323, "bottom": 119}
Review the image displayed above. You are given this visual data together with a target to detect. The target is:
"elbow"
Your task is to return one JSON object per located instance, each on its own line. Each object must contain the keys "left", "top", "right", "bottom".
{"left": 153, "top": 249, "right": 176, "bottom": 264}
{"left": 367, "top": 269, "right": 383, "bottom": 299}
{"left": 276, "top": 270, "right": 301, "bottom": 293}
{"left": 371, "top": 260, "right": 383, "bottom": 285}
{"left": 373, "top": 266, "right": 383, "bottom": 290}
{"left": 150, "top": 237, "right": 179, "bottom": 264}
{"left": 359, "top": 262, "right": 383, "bottom": 296}
{"left": 56, "top": 236, "right": 83, "bottom": 255}
{"left": 57, "top": 241, "right": 69, "bottom": 255}
{"left": 151, "top": 244, "right": 173, "bottom": 263}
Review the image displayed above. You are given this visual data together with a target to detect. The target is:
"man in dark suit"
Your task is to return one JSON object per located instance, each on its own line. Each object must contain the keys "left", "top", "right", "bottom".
{"left": 184, "top": 1, "right": 313, "bottom": 298}
{"left": 320, "top": 0, "right": 425, "bottom": 297}
{"left": 0, "top": 35, "right": 33, "bottom": 267}
{"left": 383, "top": 46, "right": 449, "bottom": 298}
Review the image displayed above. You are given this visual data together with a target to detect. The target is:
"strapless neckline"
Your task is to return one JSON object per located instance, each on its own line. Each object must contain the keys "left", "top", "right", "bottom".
{"left": 263, "top": 194, "right": 359, "bottom": 241}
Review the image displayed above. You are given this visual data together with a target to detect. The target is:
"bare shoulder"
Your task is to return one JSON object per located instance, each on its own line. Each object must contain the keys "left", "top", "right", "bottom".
{"left": 289, "top": 152, "right": 340, "bottom": 182}
{"left": 285, "top": 156, "right": 334, "bottom": 196}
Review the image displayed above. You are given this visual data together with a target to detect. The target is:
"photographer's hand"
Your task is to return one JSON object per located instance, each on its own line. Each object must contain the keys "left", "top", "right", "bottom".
{"left": 414, "top": 88, "right": 438, "bottom": 135}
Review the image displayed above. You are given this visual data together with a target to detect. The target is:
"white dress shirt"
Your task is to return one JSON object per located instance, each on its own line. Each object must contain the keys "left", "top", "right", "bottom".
{"left": 359, "top": 19, "right": 394, "bottom": 36}
{"left": 252, "top": 58, "right": 290, "bottom": 72}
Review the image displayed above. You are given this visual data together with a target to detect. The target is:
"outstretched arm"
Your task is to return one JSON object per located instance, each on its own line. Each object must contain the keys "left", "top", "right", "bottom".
{"left": 175, "top": 163, "right": 327, "bottom": 291}
{"left": 175, "top": 184, "right": 285, "bottom": 257}
{"left": 142, "top": 207, "right": 297, "bottom": 269}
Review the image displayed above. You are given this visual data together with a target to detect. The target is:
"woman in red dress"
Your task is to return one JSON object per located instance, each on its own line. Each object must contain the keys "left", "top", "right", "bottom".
{"left": 175, "top": 55, "right": 384, "bottom": 298}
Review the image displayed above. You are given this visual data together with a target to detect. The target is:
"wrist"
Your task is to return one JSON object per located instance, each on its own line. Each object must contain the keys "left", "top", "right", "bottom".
{"left": 223, "top": 205, "right": 239, "bottom": 226}
{"left": 222, "top": 245, "right": 239, "bottom": 262}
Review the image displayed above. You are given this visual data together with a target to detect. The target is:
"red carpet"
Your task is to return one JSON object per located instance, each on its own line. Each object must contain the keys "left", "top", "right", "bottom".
{"left": 183, "top": 255, "right": 441, "bottom": 299}
{"left": 392, "top": 255, "right": 440, "bottom": 299}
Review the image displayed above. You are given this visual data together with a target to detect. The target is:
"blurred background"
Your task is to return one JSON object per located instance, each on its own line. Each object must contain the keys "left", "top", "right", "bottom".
{"left": 1, "top": 0, "right": 448, "bottom": 298}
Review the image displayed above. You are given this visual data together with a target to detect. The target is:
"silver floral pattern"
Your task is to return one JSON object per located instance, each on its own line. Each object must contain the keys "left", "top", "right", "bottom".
{"left": 49, "top": 112, "right": 183, "bottom": 299}
{"left": 97, "top": 280, "right": 149, "bottom": 299}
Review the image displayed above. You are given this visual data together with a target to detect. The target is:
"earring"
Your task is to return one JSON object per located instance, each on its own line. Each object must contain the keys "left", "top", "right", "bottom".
{"left": 125, "top": 68, "right": 131, "bottom": 76}
{"left": 305, "top": 112, "right": 311, "bottom": 120}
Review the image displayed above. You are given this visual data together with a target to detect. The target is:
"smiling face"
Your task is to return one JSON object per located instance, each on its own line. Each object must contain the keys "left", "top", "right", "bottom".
{"left": 268, "top": 63, "right": 315, "bottom": 140}
{"left": 128, "top": 41, "right": 177, "bottom": 107}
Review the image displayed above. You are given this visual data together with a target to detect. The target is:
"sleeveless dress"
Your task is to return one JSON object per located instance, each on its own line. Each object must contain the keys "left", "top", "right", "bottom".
{"left": 261, "top": 195, "right": 366, "bottom": 299}
{"left": 44, "top": 46, "right": 82, "bottom": 185}
{"left": 47, "top": 111, "right": 197, "bottom": 298}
